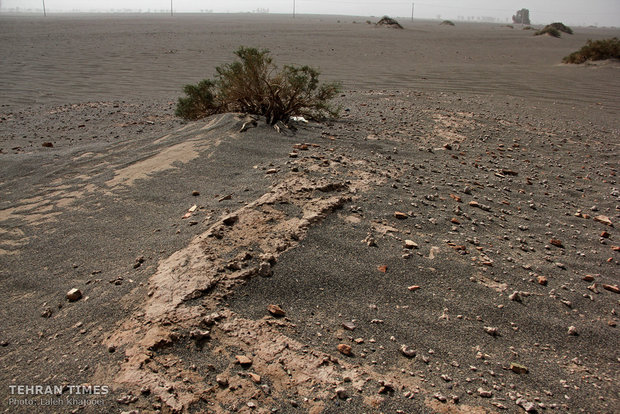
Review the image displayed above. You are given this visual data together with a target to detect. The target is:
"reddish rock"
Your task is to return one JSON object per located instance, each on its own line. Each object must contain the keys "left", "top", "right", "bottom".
{"left": 267, "top": 304, "right": 286, "bottom": 317}
{"left": 602, "top": 284, "right": 620, "bottom": 294}
{"left": 235, "top": 355, "right": 253, "bottom": 366}
{"left": 550, "top": 239, "right": 564, "bottom": 248}
{"left": 337, "top": 344, "right": 353, "bottom": 356}
{"left": 537, "top": 276, "right": 548, "bottom": 286}
{"left": 377, "top": 265, "right": 388, "bottom": 273}
{"left": 393, "top": 211, "right": 408, "bottom": 219}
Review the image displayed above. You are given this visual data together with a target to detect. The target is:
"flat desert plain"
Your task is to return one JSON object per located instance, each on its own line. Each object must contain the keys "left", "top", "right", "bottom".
{"left": 0, "top": 13, "right": 619, "bottom": 414}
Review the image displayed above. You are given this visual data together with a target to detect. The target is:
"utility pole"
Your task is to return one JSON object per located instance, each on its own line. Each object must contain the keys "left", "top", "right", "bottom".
{"left": 42, "top": 0, "right": 46, "bottom": 16}
{"left": 170, "top": 0, "right": 173, "bottom": 16}
{"left": 293, "top": 0, "right": 295, "bottom": 19}
{"left": 411, "top": 3, "right": 414, "bottom": 22}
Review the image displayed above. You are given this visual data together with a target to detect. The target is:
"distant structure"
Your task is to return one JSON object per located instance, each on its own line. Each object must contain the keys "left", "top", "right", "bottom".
{"left": 512, "top": 9, "right": 531, "bottom": 25}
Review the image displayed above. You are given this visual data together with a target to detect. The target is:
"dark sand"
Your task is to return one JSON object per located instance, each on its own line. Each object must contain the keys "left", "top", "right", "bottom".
{"left": 0, "top": 13, "right": 619, "bottom": 414}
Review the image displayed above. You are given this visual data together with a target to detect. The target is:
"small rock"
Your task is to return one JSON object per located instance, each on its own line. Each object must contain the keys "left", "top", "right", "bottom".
{"left": 40, "top": 308, "right": 53, "bottom": 318}
{"left": 394, "top": 211, "right": 408, "bottom": 219}
{"left": 133, "top": 256, "right": 145, "bottom": 269}
{"left": 0, "top": 341, "right": 9, "bottom": 347}
{"left": 537, "top": 276, "right": 548, "bottom": 286}
{"left": 363, "top": 234, "right": 377, "bottom": 247}
{"left": 258, "top": 262, "right": 272, "bottom": 277}
{"left": 66, "top": 288, "right": 82, "bottom": 302}
{"left": 42, "top": 142, "right": 54, "bottom": 148}
{"left": 567, "top": 326, "right": 578, "bottom": 336}
{"left": 602, "top": 284, "right": 620, "bottom": 294}
{"left": 407, "top": 285, "right": 421, "bottom": 291}
{"left": 484, "top": 326, "right": 499, "bottom": 336}
{"left": 433, "top": 392, "right": 447, "bottom": 402}
{"left": 501, "top": 169, "right": 518, "bottom": 176}
{"left": 190, "top": 329, "right": 210, "bottom": 341}
{"left": 342, "top": 322, "right": 356, "bottom": 331}
{"left": 337, "top": 344, "right": 353, "bottom": 356}
{"left": 247, "top": 401, "right": 257, "bottom": 409}
{"left": 235, "top": 355, "right": 253, "bottom": 366}
{"left": 265, "top": 168, "right": 278, "bottom": 174}
{"left": 477, "top": 388, "right": 493, "bottom": 398}
{"left": 400, "top": 345, "right": 416, "bottom": 358}
{"left": 516, "top": 397, "right": 537, "bottom": 412}
{"left": 335, "top": 387, "right": 348, "bottom": 399}
{"left": 267, "top": 304, "right": 286, "bottom": 317}
{"left": 216, "top": 375, "right": 229, "bottom": 387}
{"left": 377, "top": 265, "right": 388, "bottom": 273}
{"left": 509, "top": 291, "right": 522, "bottom": 302}
{"left": 594, "top": 215, "right": 613, "bottom": 226}
{"left": 549, "top": 239, "right": 564, "bottom": 248}
{"left": 378, "top": 381, "right": 395, "bottom": 394}
{"left": 582, "top": 274, "right": 595, "bottom": 282}
{"left": 249, "top": 373, "right": 261, "bottom": 384}
{"left": 404, "top": 239, "right": 418, "bottom": 249}
{"left": 510, "top": 363, "right": 528, "bottom": 374}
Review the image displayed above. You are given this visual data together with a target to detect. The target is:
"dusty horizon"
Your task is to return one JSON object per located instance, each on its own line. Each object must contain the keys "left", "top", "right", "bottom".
{"left": 1, "top": 0, "right": 619, "bottom": 27}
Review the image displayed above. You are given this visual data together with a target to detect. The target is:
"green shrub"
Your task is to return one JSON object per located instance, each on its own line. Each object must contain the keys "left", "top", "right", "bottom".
{"left": 535, "top": 22, "right": 572, "bottom": 38}
{"left": 535, "top": 26, "right": 561, "bottom": 37}
{"left": 563, "top": 37, "right": 620, "bottom": 64}
{"left": 548, "top": 22, "right": 573, "bottom": 34}
{"left": 175, "top": 47, "right": 341, "bottom": 125}
{"left": 376, "top": 16, "right": 403, "bottom": 29}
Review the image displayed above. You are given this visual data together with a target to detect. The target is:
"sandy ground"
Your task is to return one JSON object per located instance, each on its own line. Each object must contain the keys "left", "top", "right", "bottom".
{"left": 0, "top": 13, "right": 619, "bottom": 414}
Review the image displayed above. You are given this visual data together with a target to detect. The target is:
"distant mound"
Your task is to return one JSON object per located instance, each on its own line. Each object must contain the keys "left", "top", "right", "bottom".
{"left": 548, "top": 22, "right": 573, "bottom": 34}
{"left": 376, "top": 16, "right": 403, "bottom": 29}
{"left": 440, "top": 20, "right": 455, "bottom": 26}
{"left": 535, "top": 26, "right": 561, "bottom": 38}
{"left": 563, "top": 37, "right": 620, "bottom": 64}
{"left": 535, "top": 22, "right": 573, "bottom": 38}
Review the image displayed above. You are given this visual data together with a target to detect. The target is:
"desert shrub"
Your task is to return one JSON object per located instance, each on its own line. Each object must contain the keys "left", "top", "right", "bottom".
{"left": 376, "top": 16, "right": 403, "bottom": 29}
{"left": 563, "top": 37, "right": 620, "bottom": 63}
{"left": 175, "top": 80, "right": 220, "bottom": 121}
{"left": 535, "top": 26, "right": 561, "bottom": 38}
{"left": 535, "top": 22, "right": 572, "bottom": 38}
{"left": 440, "top": 20, "right": 455, "bottom": 26}
{"left": 522, "top": 26, "right": 534, "bottom": 30}
{"left": 175, "top": 47, "right": 341, "bottom": 124}
{"left": 549, "top": 22, "right": 573, "bottom": 34}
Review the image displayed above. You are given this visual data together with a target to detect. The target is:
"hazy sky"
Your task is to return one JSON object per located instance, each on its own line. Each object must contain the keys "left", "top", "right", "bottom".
{"left": 2, "top": 1, "right": 619, "bottom": 27}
